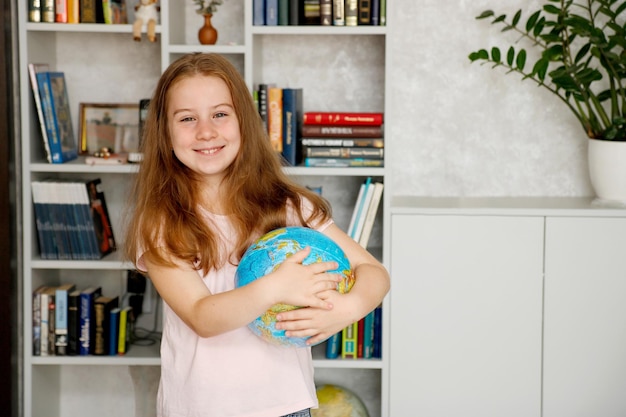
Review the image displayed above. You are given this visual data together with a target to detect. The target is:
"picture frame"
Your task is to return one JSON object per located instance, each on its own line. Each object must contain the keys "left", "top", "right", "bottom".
{"left": 79, "top": 103, "right": 140, "bottom": 155}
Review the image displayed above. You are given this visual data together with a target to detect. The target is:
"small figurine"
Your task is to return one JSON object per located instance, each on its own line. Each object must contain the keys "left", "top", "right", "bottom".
{"left": 133, "top": 0, "right": 160, "bottom": 42}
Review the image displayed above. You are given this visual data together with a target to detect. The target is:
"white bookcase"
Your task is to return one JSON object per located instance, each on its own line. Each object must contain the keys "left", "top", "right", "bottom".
{"left": 19, "top": 2, "right": 391, "bottom": 416}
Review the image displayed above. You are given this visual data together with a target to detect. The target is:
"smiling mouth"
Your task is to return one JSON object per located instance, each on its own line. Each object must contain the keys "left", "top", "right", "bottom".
{"left": 197, "top": 147, "right": 221, "bottom": 155}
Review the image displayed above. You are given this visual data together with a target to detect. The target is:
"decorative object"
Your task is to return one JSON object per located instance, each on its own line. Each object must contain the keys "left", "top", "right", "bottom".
{"left": 132, "top": 0, "right": 160, "bottom": 42}
{"left": 78, "top": 103, "right": 140, "bottom": 155}
{"left": 469, "top": 1, "right": 626, "bottom": 201}
{"left": 193, "top": 0, "right": 226, "bottom": 44}
{"left": 198, "top": 13, "right": 218, "bottom": 45}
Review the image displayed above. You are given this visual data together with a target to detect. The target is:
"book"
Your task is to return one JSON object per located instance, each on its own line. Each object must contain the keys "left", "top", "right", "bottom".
{"left": 256, "top": 83, "right": 272, "bottom": 134}
{"left": 54, "top": 283, "right": 76, "bottom": 356}
{"left": 85, "top": 178, "right": 116, "bottom": 258}
{"left": 301, "top": 124, "right": 383, "bottom": 138}
{"left": 303, "top": 0, "right": 320, "bottom": 25}
{"left": 345, "top": 0, "right": 358, "bottom": 26}
{"left": 79, "top": 286, "right": 102, "bottom": 355}
{"left": 358, "top": 0, "right": 371, "bottom": 25}
{"left": 93, "top": 295, "right": 119, "bottom": 355}
{"left": 288, "top": 0, "right": 303, "bottom": 25}
{"left": 109, "top": 307, "right": 121, "bottom": 356}
{"left": 303, "top": 157, "right": 384, "bottom": 167}
{"left": 372, "top": 305, "right": 382, "bottom": 358}
{"left": 42, "top": 0, "right": 55, "bottom": 22}
{"left": 281, "top": 88, "right": 303, "bottom": 166}
{"left": 36, "top": 71, "right": 78, "bottom": 163}
{"left": 347, "top": 178, "right": 370, "bottom": 239}
{"left": 109, "top": 0, "right": 127, "bottom": 23}
{"left": 379, "top": 0, "right": 386, "bottom": 25}
{"left": 265, "top": 0, "right": 278, "bottom": 25}
{"left": 29, "top": 0, "right": 42, "bottom": 22}
{"left": 32, "top": 285, "right": 48, "bottom": 356}
{"left": 268, "top": 86, "right": 283, "bottom": 152}
{"left": 67, "top": 0, "right": 79, "bottom": 22}
{"left": 31, "top": 182, "right": 53, "bottom": 259}
{"left": 67, "top": 289, "right": 81, "bottom": 355}
{"left": 80, "top": 0, "right": 97, "bottom": 22}
{"left": 303, "top": 147, "right": 383, "bottom": 159}
{"left": 341, "top": 321, "right": 358, "bottom": 359}
{"left": 362, "top": 309, "right": 376, "bottom": 358}
{"left": 358, "top": 181, "right": 384, "bottom": 248}
{"left": 118, "top": 306, "right": 133, "bottom": 354}
{"left": 253, "top": 0, "right": 265, "bottom": 25}
{"left": 332, "top": 0, "right": 345, "bottom": 25}
{"left": 55, "top": 0, "right": 68, "bottom": 22}
{"left": 325, "top": 332, "right": 341, "bottom": 359}
{"left": 28, "top": 63, "right": 52, "bottom": 163}
{"left": 303, "top": 112, "right": 384, "bottom": 126}
{"left": 40, "top": 287, "right": 57, "bottom": 356}
{"left": 352, "top": 178, "right": 375, "bottom": 241}
{"left": 370, "top": 0, "right": 380, "bottom": 25}
{"left": 278, "top": 0, "right": 289, "bottom": 25}
{"left": 357, "top": 316, "right": 365, "bottom": 357}
{"left": 301, "top": 138, "right": 384, "bottom": 148}
{"left": 320, "top": 0, "right": 332, "bottom": 25}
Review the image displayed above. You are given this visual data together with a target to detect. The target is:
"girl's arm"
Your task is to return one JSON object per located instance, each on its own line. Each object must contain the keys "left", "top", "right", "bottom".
{"left": 275, "top": 223, "right": 391, "bottom": 345}
{"left": 144, "top": 247, "right": 342, "bottom": 338}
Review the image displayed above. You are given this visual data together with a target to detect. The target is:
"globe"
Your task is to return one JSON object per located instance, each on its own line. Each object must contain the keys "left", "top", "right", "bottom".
{"left": 312, "top": 384, "right": 370, "bottom": 417}
{"left": 235, "top": 226, "right": 354, "bottom": 347}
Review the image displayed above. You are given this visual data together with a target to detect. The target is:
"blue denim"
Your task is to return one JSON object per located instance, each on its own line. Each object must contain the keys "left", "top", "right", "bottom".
{"left": 281, "top": 409, "right": 311, "bottom": 417}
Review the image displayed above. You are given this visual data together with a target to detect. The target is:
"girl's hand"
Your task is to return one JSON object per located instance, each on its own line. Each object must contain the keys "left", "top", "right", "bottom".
{"left": 274, "top": 290, "right": 354, "bottom": 346}
{"left": 265, "top": 246, "right": 342, "bottom": 310}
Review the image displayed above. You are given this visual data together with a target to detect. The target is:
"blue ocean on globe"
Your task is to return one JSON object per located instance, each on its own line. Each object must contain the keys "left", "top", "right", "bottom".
{"left": 235, "top": 226, "right": 354, "bottom": 347}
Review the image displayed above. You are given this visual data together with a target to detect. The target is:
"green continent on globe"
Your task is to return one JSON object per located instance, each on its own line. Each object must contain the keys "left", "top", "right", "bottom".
{"left": 235, "top": 227, "right": 354, "bottom": 347}
{"left": 312, "top": 384, "right": 369, "bottom": 417}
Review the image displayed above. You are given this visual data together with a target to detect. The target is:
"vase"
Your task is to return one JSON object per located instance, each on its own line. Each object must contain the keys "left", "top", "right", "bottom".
{"left": 198, "top": 14, "right": 218, "bottom": 45}
{"left": 587, "top": 138, "right": 626, "bottom": 203}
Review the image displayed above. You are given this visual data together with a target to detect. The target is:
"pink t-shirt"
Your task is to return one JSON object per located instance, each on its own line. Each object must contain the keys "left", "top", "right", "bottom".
{"left": 137, "top": 203, "right": 333, "bottom": 417}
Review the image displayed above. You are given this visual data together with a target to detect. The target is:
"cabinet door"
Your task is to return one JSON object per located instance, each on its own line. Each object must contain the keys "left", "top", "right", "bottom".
{"left": 544, "top": 217, "right": 626, "bottom": 417}
{"left": 390, "top": 214, "right": 543, "bottom": 417}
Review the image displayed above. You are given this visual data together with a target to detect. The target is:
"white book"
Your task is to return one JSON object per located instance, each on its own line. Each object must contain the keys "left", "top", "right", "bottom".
{"left": 353, "top": 180, "right": 376, "bottom": 242}
{"left": 358, "top": 182, "right": 384, "bottom": 248}
{"left": 348, "top": 177, "right": 372, "bottom": 239}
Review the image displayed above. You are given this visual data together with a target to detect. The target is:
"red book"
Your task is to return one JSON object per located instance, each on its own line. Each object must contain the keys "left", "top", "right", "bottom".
{"left": 301, "top": 124, "right": 383, "bottom": 138}
{"left": 303, "top": 112, "right": 384, "bottom": 126}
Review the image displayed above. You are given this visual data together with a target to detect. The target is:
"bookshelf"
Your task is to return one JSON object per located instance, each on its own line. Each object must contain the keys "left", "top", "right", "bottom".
{"left": 19, "top": 1, "right": 390, "bottom": 416}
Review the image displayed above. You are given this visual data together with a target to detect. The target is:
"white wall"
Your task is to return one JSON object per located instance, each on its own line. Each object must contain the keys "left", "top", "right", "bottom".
{"left": 387, "top": 0, "right": 594, "bottom": 197}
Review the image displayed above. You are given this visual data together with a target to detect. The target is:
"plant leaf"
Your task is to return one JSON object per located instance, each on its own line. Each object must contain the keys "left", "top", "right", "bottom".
{"left": 526, "top": 10, "right": 541, "bottom": 31}
{"left": 491, "top": 47, "right": 502, "bottom": 63}
{"left": 507, "top": 46, "right": 515, "bottom": 66}
{"left": 516, "top": 49, "right": 527, "bottom": 70}
{"left": 476, "top": 10, "right": 494, "bottom": 19}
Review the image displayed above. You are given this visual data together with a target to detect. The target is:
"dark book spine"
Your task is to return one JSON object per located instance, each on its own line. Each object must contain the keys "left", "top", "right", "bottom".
{"left": 265, "top": 0, "right": 278, "bottom": 25}
{"left": 370, "top": 0, "right": 380, "bottom": 25}
{"left": 29, "top": 0, "right": 42, "bottom": 22}
{"left": 67, "top": 291, "right": 80, "bottom": 355}
{"left": 345, "top": 0, "right": 358, "bottom": 26}
{"left": 303, "top": 146, "right": 384, "bottom": 159}
{"left": 289, "top": 0, "right": 303, "bottom": 25}
{"left": 320, "top": 0, "right": 332, "bottom": 25}
{"left": 278, "top": 0, "right": 289, "bottom": 25}
{"left": 281, "top": 88, "right": 303, "bottom": 166}
{"left": 301, "top": 124, "right": 384, "bottom": 138}
{"left": 253, "top": 0, "right": 265, "bottom": 25}
{"left": 358, "top": 0, "right": 371, "bottom": 25}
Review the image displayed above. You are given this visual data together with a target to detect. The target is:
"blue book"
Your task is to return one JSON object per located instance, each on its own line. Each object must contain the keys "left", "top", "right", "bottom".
{"left": 281, "top": 88, "right": 303, "bottom": 166}
{"left": 325, "top": 332, "right": 341, "bottom": 359}
{"left": 79, "top": 286, "right": 102, "bottom": 355}
{"left": 265, "top": 0, "right": 278, "bottom": 25}
{"left": 54, "top": 283, "right": 76, "bottom": 355}
{"left": 362, "top": 309, "right": 376, "bottom": 358}
{"left": 109, "top": 308, "right": 121, "bottom": 355}
{"left": 253, "top": 0, "right": 265, "bottom": 25}
{"left": 36, "top": 71, "right": 78, "bottom": 164}
{"left": 372, "top": 305, "right": 382, "bottom": 358}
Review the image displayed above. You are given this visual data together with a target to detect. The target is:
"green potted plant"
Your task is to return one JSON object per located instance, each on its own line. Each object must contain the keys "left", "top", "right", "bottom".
{"left": 469, "top": 0, "right": 626, "bottom": 202}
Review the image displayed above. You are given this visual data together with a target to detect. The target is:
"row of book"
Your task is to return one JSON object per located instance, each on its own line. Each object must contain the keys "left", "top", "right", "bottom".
{"left": 326, "top": 305, "right": 382, "bottom": 359}
{"left": 254, "top": 0, "right": 387, "bottom": 26}
{"left": 33, "top": 284, "right": 133, "bottom": 357}
{"left": 28, "top": 0, "right": 129, "bottom": 24}
{"left": 32, "top": 178, "right": 116, "bottom": 260}
{"left": 348, "top": 177, "right": 384, "bottom": 248}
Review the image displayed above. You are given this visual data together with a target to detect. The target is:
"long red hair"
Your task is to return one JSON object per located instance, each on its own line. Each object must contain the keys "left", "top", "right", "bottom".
{"left": 124, "top": 53, "right": 331, "bottom": 275}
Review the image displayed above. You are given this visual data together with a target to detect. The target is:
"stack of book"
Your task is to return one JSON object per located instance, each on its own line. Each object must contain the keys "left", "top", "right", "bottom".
{"left": 301, "top": 112, "right": 384, "bottom": 168}
{"left": 31, "top": 178, "right": 116, "bottom": 260}
{"left": 32, "top": 284, "right": 133, "bottom": 357}
{"left": 325, "top": 305, "right": 383, "bottom": 359}
{"left": 253, "top": 0, "right": 387, "bottom": 26}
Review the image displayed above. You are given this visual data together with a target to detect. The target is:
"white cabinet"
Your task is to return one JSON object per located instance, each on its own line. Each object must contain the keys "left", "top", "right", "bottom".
{"left": 19, "top": 2, "right": 390, "bottom": 416}
{"left": 544, "top": 217, "right": 626, "bottom": 417}
{"left": 389, "top": 197, "right": 626, "bottom": 417}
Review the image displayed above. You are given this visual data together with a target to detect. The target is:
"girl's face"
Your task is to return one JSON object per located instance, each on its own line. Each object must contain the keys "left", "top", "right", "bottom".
{"left": 167, "top": 74, "right": 241, "bottom": 185}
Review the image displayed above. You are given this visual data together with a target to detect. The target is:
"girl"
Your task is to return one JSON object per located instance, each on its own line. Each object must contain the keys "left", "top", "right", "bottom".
{"left": 124, "top": 53, "right": 390, "bottom": 417}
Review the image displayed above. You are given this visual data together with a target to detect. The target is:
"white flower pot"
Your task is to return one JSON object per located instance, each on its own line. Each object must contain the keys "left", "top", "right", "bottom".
{"left": 588, "top": 138, "right": 626, "bottom": 203}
